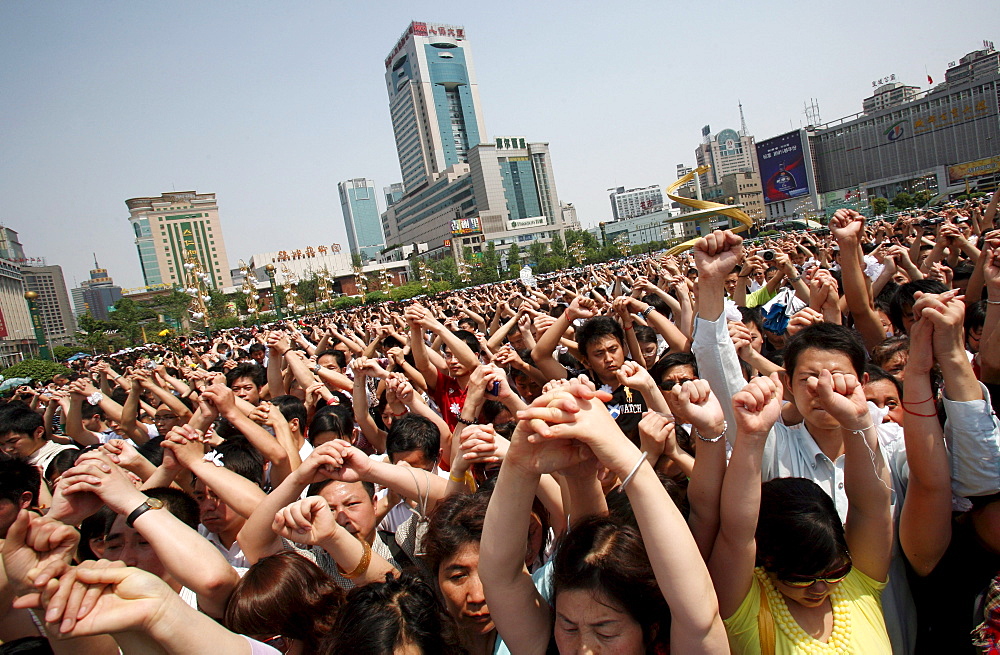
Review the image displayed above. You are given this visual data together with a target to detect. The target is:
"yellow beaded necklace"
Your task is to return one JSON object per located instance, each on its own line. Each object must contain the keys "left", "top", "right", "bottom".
{"left": 754, "top": 567, "right": 853, "bottom": 654}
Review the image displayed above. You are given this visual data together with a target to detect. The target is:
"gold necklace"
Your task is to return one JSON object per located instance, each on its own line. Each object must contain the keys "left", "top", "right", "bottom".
{"left": 755, "top": 567, "right": 853, "bottom": 653}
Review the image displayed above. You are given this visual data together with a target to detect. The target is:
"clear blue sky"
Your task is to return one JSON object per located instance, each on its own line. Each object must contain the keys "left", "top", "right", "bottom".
{"left": 1, "top": 1, "right": 995, "bottom": 289}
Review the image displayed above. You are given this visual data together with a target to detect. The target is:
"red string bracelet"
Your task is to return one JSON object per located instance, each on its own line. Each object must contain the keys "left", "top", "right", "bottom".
{"left": 902, "top": 396, "right": 935, "bottom": 406}
{"left": 902, "top": 405, "right": 938, "bottom": 418}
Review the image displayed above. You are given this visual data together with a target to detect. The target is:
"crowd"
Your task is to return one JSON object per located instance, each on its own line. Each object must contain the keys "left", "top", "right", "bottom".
{"left": 0, "top": 192, "right": 999, "bottom": 654}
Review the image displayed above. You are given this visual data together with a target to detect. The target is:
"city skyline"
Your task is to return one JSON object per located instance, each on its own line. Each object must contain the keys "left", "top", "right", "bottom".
{"left": 1, "top": 2, "right": 995, "bottom": 288}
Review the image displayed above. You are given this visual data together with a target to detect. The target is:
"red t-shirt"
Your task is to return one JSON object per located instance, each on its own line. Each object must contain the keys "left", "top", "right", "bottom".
{"left": 432, "top": 368, "right": 468, "bottom": 432}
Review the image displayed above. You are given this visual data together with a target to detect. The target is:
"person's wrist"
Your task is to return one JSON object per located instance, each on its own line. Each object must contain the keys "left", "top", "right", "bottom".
{"left": 115, "top": 490, "right": 150, "bottom": 516}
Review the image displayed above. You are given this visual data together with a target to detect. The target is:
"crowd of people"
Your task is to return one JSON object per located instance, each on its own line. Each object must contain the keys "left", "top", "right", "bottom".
{"left": 0, "top": 193, "right": 999, "bottom": 654}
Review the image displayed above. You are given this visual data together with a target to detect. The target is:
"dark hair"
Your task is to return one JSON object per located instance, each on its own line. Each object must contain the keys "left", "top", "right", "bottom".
{"left": 641, "top": 293, "right": 671, "bottom": 320}
{"left": 225, "top": 551, "right": 344, "bottom": 651}
{"left": 649, "top": 351, "right": 698, "bottom": 387}
{"left": 308, "top": 405, "right": 354, "bottom": 444}
{"left": 78, "top": 505, "right": 117, "bottom": 561}
{"left": 248, "top": 343, "right": 266, "bottom": 355}
{"left": 0, "top": 458, "right": 41, "bottom": 506}
{"left": 386, "top": 414, "right": 439, "bottom": 465}
{"left": 208, "top": 438, "right": 265, "bottom": 488}
{"left": 633, "top": 324, "right": 657, "bottom": 346}
{"left": 888, "top": 280, "right": 948, "bottom": 334}
{"left": 575, "top": 316, "right": 625, "bottom": 359}
{"left": 422, "top": 490, "right": 489, "bottom": 574}
{"left": 552, "top": 515, "right": 668, "bottom": 650}
{"left": 316, "top": 349, "right": 347, "bottom": 370}
{"left": 870, "top": 335, "right": 909, "bottom": 371}
{"left": 44, "top": 449, "right": 81, "bottom": 484}
{"left": 135, "top": 437, "right": 165, "bottom": 468}
{"left": 864, "top": 364, "right": 903, "bottom": 397}
{"left": 270, "top": 395, "right": 308, "bottom": 430}
{"left": 739, "top": 306, "right": 764, "bottom": 332}
{"left": 783, "top": 323, "right": 865, "bottom": 378}
{"left": 756, "top": 477, "right": 850, "bottom": 579}
{"left": 225, "top": 363, "right": 266, "bottom": 389}
{"left": 0, "top": 403, "right": 44, "bottom": 438}
{"left": 447, "top": 329, "right": 481, "bottom": 356}
{"left": 145, "top": 487, "right": 200, "bottom": 529}
{"left": 321, "top": 571, "right": 464, "bottom": 654}
{"left": 308, "top": 478, "right": 376, "bottom": 500}
{"left": 966, "top": 299, "right": 987, "bottom": 334}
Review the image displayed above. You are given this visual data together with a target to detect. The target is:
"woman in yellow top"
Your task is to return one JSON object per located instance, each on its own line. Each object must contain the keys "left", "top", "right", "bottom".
{"left": 706, "top": 371, "right": 893, "bottom": 654}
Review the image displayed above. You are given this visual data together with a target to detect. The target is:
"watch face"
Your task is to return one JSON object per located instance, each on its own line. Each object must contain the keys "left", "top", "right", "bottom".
{"left": 147, "top": 498, "right": 165, "bottom": 510}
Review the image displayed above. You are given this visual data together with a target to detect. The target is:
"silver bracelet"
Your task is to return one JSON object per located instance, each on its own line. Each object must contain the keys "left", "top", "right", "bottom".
{"left": 617, "top": 451, "right": 648, "bottom": 493}
{"left": 987, "top": 299, "right": 1000, "bottom": 306}
{"left": 694, "top": 420, "right": 727, "bottom": 443}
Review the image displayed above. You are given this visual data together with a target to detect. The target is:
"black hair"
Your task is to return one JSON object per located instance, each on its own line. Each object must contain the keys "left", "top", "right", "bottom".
{"left": 321, "top": 571, "right": 464, "bottom": 655}
{"left": 81, "top": 401, "right": 106, "bottom": 421}
{"left": 783, "top": 323, "right": 866, "bottom": 378}
{"left": 864, "top": 364, "right": 904, "bottom": 397}
{"left": 386, "top": 414, "right": 440, "bottom": 466}
{"left": 0, "top": 458, "right": 41, "bottom": 507}
{"left": 270, "top": 395, "right": 308, "bottom": 430}
{"left": 135, "top": 437, "right": 165, "bottom": 468}
{"left": 739, "top": 306, "right": 764, "bottom": 332}
{"left": 44, "top": 449, "right": 81, "bottom": 484}
{"left": 447, "top": 329, "right": 481, "bottom": 356}
{"left": 316, "top": 349, "right": 347, "bottom": 370}
{"left": 207, "top": 438, "right": 265, "bottom": 489}
{"left": 307, "top": 478, "right": 376, "bottom": 500}
{"left": 633, "top": 324, "right": 657, "bottom": 346}
{"left": 552, "top": 515, "right": 669, "bottom": 651}
{"left": 308, "top": 404, "right": 354, "bottom": 444}
{"left": 145, "top": 487, "right": 200, "bottom": 529}
{"left": 888, "top": 280, "right": 948, "bottom": 334}
{"left": 756, "top": 477, "right": 850, "bottom": 580}
{"left": 966, "top": 299, "right": 987, "bottom": 334}
{"left": 0, "top": 403, "right": 44, "bottom": 438}
{"left": 248, "top": 343, "right": 266, "bottom": 354}
{"left": 575, "top": 316, "right": 625, "bottom": 359}
{"left": 225, "top": 363, "right": 266, "bottom": 389}
{"left": 422, "top": 489, "right": 490, "bottom": 574}
{"left": 649, "top": 351, "right": 699, "bottom": 387}
{"left": 641, "top": 293, "right": 672, "bottom": 320}
{"left": 78, "top": 505, "right": 117, "bottom": 561}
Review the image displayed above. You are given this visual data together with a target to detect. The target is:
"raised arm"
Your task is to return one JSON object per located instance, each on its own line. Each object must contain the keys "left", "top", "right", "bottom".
{"left": 831, "top": 209, "right": 886, "bottom": 352}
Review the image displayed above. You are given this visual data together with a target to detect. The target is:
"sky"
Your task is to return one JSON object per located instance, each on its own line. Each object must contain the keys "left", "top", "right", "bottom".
{"left": 1, "top": 1, "right": 996, "bottom": 290}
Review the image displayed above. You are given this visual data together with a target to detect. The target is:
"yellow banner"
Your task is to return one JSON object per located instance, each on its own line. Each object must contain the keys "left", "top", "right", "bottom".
{"left": 949, "top": 156, "right": 1000, "bottom": 184}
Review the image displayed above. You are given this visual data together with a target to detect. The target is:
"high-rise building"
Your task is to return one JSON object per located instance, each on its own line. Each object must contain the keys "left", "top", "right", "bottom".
{"left": 945, "top": 43, "right": 999, "bottom": 86}
{"left": 21, "top": 265, "right": 77, "bottom": 346}
{"left": 72, "top": 258, "right": 123, "bottom": 320}
{"left": 0, "top": 259, "right": 36, "bottom": 365}
{"left": 694, "top": 126, "right": 757, "bottom": 187}
{"left": 561, "top": 203, "right": 581, "bottom": 231}
{"left": 384, "top": 183, "right": 405, "bottom": 208}
{"left": 609, "top": 186, "right": 664, "bottom": 221}
{"left": 0, "top": 227, "right": 26, "bottom": 262}
{"left": 863, "top": 81, "right": 921, "bottom": 114}
{"left": 125, "top": 191, "right": 233, "bottom": 289}
{"left": 385, "top": 21, "right": 487, "bottom": 194}
{"left": 339, "top": 178, "right": 387, "bottom": 262}
{"left": 381, "top": 23, "right": 567, "bottom": 258}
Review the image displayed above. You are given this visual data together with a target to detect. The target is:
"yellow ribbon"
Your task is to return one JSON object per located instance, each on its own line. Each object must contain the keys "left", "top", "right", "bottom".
{"left": 662, "top": 165, "right": 753, "bottom": 256}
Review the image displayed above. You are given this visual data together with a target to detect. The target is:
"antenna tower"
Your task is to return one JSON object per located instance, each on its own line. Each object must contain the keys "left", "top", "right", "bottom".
{"left": 804, "top": 98, "right": 821, "bottom": 126}
{"left": 739, "top": 100, "right": 749, "bottom": 136}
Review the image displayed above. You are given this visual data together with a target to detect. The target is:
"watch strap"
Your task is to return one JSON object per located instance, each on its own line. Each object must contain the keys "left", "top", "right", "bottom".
{"left": 126, "top": 499, "right": 160, "bottom": 528}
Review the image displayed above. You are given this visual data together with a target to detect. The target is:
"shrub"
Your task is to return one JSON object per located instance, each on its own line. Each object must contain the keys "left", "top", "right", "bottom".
{"left": 2, "top": 359, "right": 72, "bottom": 383}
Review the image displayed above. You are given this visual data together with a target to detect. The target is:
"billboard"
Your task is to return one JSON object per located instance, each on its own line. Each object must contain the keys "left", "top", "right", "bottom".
{"left": 506, "top": 216, "right": 547, "bottom": 231}
{"left": 949, "top": 156, "right": 1000, "bottom": 184}
{"left": 450, "top": 216, "right": 482, "bottom": 235}
{"left": 756, "top": 131, "right": 811, "bottom": 203}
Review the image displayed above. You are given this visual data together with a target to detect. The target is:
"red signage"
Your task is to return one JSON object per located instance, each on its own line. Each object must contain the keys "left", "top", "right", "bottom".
{"left": 0, "top": 307, "right": 8, "bottom": 338}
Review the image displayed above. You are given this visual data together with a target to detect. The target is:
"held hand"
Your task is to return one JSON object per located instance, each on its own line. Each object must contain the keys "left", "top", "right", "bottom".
{"left": 785, "top": 307, "right": 824, "bottom": 337}
{"left": 638, "top": 411, "right": 676, "bottom": 459}
{"left": 58, "top": 455, "right": 145, "bottom": 516}
{"left": 100, "top": 439, "right": 143, "bottom": 469}
{"left": 615, "top": 360, "right": 654, "bottom": 391}
{"left": 1, "top": 510, "right": 80, "bottom": 596}
{"left": 199, "top": 383, "right": 237, "bottom": 417}
{"left": 830, "top": 209, "right": 865, "bottom": 242}
{"left": 566, "top": 296, "right": 597, "bottom": 322}
{"left": 913, "top": 290, "right": 965, "bottom": 357}
{"left": 904, "top": 316, "right": 936, "bottom": 376}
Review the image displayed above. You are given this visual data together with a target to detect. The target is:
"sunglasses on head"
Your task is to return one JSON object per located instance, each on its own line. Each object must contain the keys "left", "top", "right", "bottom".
{"left": 780, "top": 562, "right": 852, "bottom": 588}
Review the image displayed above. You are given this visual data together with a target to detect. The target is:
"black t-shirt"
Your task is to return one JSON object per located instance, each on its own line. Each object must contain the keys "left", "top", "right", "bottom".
{"left": 911, "top": 516, "right": 1000, "bottom": 653}
{"left": 566, "top": 368, "right": 648, "bottom": 445}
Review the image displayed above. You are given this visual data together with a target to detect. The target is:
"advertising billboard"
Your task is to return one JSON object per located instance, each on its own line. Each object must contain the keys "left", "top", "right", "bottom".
{"left": 506, "top": 216, "right": 547, "bottom": 231}
{"left": 450, "top": 216, "right": 482, "bottom": 235}
{"left": 949, "top": 156, "right": 1000, "bottom": 184}
{"left": 756, "top": 131, "right": 811, "bottom": 203}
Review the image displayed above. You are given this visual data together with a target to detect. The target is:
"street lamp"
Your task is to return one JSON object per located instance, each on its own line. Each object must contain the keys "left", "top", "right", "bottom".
{"left": 24, "top": 291, "right": 51, "bottom": 360}
{"left": 264, "top": 264, "right": 284, "bottom": 320}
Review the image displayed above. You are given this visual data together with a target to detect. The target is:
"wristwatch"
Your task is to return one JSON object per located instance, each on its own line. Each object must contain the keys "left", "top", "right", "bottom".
{"left": 640, "top": 306, "right": 655, "bottom": 320}
{"left": 314, "top": 364, "right": 323, "bottom": 375}
{"left": 126, "top": 497, "right": 164, "bottom": 528}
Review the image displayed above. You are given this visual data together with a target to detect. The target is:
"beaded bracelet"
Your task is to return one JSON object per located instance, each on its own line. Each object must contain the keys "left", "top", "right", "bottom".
{"left": 694, "top": 420, "right": 728, "bottom": 443}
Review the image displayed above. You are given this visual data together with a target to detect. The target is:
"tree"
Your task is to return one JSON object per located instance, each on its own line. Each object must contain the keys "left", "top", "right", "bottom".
{"left": 139, "top": 291, "right": 191, "bottom": 327}
{"left": 2, "top": 359, "right": 72, "bottom": 384}
{"left": 296, "top": 274, "right": 318, "bottom": 306}
{"left": 52, "top": 345, "right": 84, "bottom": 361}
{"left": 480, "top": 242, "right": 500, "bottom": 284}
{"left": 550, "top": 233, "right": 566, "bottom": 258}
{"left": 506, "top": 242, "right": 522, "bottom": 276}
{"left": 870, "top": 197, "right": 889, "bottom": 216}
{"left": 351, "top": 252, "right": 363, "bottom": 268}
{"left": 914, "top": 190, "right": 932, "bottom": 207}
{"left": 528, "top": 242, "right": 548, "bottom": 267}
{"left": 891, "top": 192, "right": 914, "bottom": 210}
